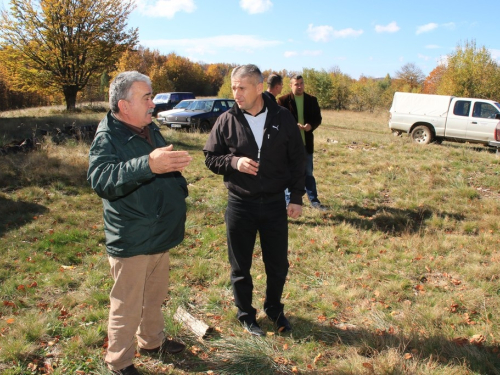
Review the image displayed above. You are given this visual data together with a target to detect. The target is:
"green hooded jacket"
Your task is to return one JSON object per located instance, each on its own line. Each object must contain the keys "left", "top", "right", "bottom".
{"left": 87, "top": 111, "right": 188, "bottom": 257}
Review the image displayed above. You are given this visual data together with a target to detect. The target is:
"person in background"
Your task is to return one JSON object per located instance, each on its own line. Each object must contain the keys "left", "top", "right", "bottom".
{"left": 204, "top": 64, "right": 305, "bottom": 336}
{"left": 263, "top": 73, "right": 283, "bottom": 102}
{"left": 278, "top": 74, "right": 325, "bottom": 210}
{"left": 87, "top": 71, "right": 192, "bottom": 375}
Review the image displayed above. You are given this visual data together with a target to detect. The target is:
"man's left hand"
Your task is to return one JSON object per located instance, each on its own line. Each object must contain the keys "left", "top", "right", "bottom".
{"left": 287, "top": 203, "right": 302, "bottom": 219}
{"left": 298, "top": 123, "right": 312, "bottom": 132}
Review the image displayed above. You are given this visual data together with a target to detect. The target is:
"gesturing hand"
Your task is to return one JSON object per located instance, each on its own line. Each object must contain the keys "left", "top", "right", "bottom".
{"left": 149, "top": 144, "right": 192, "bottom": 174}
{"left": 237, "top": 157, "right": 259, "bottom": 176}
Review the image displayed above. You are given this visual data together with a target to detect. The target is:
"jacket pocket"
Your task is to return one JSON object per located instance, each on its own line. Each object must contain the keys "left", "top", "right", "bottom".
{"left": 176, "top": 174, "right": 189, "bottom": 197}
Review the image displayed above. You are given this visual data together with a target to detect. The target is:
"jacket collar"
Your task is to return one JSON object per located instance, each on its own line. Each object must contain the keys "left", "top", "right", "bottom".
{"left": 97, "top": 111, "right": 160, "bottom": 141}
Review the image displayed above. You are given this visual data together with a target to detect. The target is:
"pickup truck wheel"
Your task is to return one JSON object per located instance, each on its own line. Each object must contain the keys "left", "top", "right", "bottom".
{"left": 411, "top": 125, "right": 433, "bottom": 145}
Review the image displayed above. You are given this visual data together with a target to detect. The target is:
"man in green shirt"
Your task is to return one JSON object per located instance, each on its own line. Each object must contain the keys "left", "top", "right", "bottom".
{"left": 278, "top": 74, "right": 324, "bottom": 209}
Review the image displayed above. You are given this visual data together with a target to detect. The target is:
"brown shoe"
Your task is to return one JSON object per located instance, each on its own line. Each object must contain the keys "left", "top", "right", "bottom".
{"left": 139, "top": 338, "right": 186, "bottom": 356}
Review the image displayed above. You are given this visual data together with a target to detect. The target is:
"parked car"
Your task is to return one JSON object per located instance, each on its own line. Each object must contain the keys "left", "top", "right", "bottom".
{"left": 163, "top": 98, "right": 235, "bottom": 132}
{"left": 152, "top": 92, "right": 195, "bottom": 116}
{"left": 156, "top": 99, "right": 196, "bottom": 125}
{"left": 389, "top": 92, "right": 500, "bottom": 146}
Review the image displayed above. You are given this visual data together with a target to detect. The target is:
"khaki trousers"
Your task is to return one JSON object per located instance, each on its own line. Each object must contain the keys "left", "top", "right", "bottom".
{"left": 105, "top": 252, "right": 170, "bottom": 371}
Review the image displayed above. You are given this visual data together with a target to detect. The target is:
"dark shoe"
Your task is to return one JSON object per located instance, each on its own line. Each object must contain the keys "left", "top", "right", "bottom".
{"left": 268, "top": 313, "right": 292, "bottom": 333}
{"left": 112, "top": 364, "right": 140, "bottom": 375}
{"left": 139, "top": 338, "right": 186, "bottom": 356}
{"left": 241, "top": 319, "right": 265, "bottom": 337}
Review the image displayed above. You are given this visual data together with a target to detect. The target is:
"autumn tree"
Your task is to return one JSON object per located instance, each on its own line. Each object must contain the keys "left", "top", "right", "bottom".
{"left": 0, "top": 0, "right": 138, "bottom": 110}
{"left": 437, "top": 40, "right": 500, "bottom": 101}
{"left": 302, "top": 68, "right": 334, "bottom": 109}
{"left": 422, "top": 65, "right": 446, "bottom": 95}
{"left": 217, "top": 73, "right": 232, "bottom": 99}
{"left": 394, "top": 62, "right": 425, "bottom": 92}
{"left": 205, "top": 63, "right": 234, "bottom": 96}
{"left": 330, "top": 67, "right": 352, "bottom": 110}
{"left": 377, "top": 73, "right": 396, "bottom": 109}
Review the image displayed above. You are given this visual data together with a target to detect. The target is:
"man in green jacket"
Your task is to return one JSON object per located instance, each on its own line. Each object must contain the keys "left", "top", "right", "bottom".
{"left": 87, "top": 71, "right": 192, "bottom": 375}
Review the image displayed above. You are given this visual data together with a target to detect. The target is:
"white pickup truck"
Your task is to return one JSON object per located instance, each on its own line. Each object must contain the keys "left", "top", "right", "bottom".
{"left": 389, "top": 92, "right": 500, "bottom": 146}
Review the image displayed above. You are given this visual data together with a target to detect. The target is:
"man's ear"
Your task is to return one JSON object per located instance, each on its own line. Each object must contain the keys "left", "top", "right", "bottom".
{"left": 117, "top": 99, "right": 128, "bottom": 115}
{"left": 257, "top": 82, "right": 263, "bottom": 94}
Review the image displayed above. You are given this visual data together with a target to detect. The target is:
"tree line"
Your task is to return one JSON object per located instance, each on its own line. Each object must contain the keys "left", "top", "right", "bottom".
{"left": 244, "top": 40, "right": 500, "bottom": 113}
{"left": 1, "top": 0, "right": 499, "bottom": 112}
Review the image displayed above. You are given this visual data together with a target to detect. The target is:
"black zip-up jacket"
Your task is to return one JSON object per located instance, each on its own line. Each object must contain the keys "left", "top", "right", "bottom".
{"left": 278, "top": 92, "right": 322, "bottom": 154}
{"left": 203, "top": 94, "right": 306, "bottom": 205}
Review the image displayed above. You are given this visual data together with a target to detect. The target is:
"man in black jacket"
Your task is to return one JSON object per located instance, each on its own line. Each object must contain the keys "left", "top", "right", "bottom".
{"left": 278, "top": 74, "right": 324, "bottom": 209}
{"left": 204, "top": 64, "right": 305, "bottom": 336}
{"left": 263, "top": 73, "right": 283, "bottom": 102}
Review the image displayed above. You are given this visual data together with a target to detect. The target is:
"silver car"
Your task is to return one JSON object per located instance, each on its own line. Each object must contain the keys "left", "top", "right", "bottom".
{"left": 156, "top": 99, "right": 195, "bottom": 125}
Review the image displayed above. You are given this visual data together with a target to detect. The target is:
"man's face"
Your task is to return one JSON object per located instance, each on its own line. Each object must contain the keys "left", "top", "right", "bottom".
{"left": 276, "top": 82, "right": 283, "bottom": 95}
{"left": 120, "top": 81, "right": 155, "bottom": 127}
{"left": 231, "top": 76, "right": 263, "bottom": 113}
{"left": 291, "top": 77, "right": 304, "bottom": 96}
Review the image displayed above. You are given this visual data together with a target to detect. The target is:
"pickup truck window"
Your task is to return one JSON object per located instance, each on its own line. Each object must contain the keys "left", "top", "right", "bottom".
{"left": 472, "top": 102, "right": 499, "bottom": 119}
{"left": 453, "top": 101, "right": 471, "bottom": 117}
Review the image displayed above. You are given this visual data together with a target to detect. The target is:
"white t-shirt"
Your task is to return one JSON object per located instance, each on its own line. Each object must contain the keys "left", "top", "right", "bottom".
{"left": 244, "top": 107, "right": 268, "bottom": 160}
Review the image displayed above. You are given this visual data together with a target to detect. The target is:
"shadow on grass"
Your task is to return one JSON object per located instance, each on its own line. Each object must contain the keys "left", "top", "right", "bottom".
{"left": 0, "top": 195, "right": 48, "bottom": 237}
{"left": 287, "top": 316, "right": 500, "bottom": 375}
{"left": 302, "top": 204, "right": 465, "bottom": 235}
{"left": 145, "top": 315, "right": 500, "bottom": 375}
{"left": 438, "top": 141, "right": 498, "bottom": 154}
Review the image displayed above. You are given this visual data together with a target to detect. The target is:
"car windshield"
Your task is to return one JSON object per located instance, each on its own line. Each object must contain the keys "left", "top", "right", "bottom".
{"left": 153, "top": 93, "right": 170, "bottom": 103}
{"left": 175, "top": 100, "right": 193, "bottom": 109}
{"left": 189, "top": 100, "right": 214, "bottom": 111}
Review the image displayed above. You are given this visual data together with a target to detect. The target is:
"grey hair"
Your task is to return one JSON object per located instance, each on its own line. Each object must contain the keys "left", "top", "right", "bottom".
{"left": 109, "top": 71, "right": 152, "bottom": 113}
{"left": 267, "top": 73, "right": 283, "bottom": 88}
{"left": 231, "top": 64, "right": 264, "bottom": 84}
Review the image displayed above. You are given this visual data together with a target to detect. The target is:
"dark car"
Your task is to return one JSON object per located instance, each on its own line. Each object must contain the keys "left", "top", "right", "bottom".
{"left": 163, "top": 98, "right": 235, "bottom": 132}
{"left": 152, "top": 92, "right": 195, "bottom": 116}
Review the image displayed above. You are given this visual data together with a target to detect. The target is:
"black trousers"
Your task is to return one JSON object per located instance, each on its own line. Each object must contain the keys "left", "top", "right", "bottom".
{"left": 225, "top": 192, "right": 289, "bottom": 322}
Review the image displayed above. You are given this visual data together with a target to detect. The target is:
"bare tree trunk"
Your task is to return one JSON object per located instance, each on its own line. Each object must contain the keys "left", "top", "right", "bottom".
{"left": 63, "top": 85, "right": 79, "bottom": 111}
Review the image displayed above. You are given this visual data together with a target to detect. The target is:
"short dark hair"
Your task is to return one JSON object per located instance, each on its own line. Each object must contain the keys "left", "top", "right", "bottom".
{"left": 291, "top": 74, "right": 303, "bottom": 81}
{"left": 267, "top": 73, "right": 283, "bottom": 89}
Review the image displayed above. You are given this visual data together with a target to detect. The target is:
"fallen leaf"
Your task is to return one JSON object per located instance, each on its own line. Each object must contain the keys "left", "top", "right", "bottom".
{"left": 470, "top": 334, "right": 486, "bottom": 346}
{"left": 313, "top": 353, "right": 322, "bottom": 364}
{"left": 317, "top": 315, "right": 327, "bottom": 322}
{"left": 453, "top": 337, "right": 469, "bottom": 346}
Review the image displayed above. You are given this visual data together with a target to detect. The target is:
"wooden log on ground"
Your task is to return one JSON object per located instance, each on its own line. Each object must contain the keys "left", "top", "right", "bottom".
{"left": 174, "top": 306, "right": 213, "bottom": 339}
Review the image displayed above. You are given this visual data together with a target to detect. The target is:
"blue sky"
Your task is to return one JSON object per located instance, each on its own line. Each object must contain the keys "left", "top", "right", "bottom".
{"left": 2, "top": 0, "right": 497, "bottom": 79}
{"left": 127, "top": 0, "right": 499, "bottom": 79}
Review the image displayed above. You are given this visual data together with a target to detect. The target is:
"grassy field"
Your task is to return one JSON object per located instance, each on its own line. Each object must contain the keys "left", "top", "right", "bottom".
{"left": 1, "top": 107, "right": 500, "bottom": 374}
